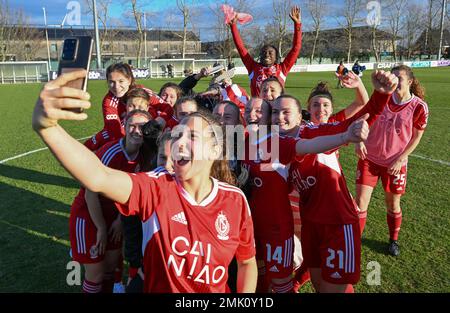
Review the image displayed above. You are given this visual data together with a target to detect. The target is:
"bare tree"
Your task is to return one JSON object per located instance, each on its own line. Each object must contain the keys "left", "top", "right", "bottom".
{"left": 305, "top": 0, "right": 326, "bottom": 64}
{"left": 385, "top": 0, "right": 407, "bottom": 62}
{"left": 176, "top": 0, "right": 195, "bottom": 59}
{"left": 338, "top": 0, "right": 363, "bottom": 63}
{"left": 85, "top": 0, "right": 112, "bottom": 52}
{"left": 12, "top": 11, "right": 41, "bottom": 61}
{"left": 129, "top": 0, "right": 144, "bottom": 67}
{"left": 270, "top": 0, "right": 292, "bottom": 58}
{"left": 0, "top": 0, "right": 15, "bottom": 61}
{"left": 403, "top": 2, "right": 426, "bottom": 59}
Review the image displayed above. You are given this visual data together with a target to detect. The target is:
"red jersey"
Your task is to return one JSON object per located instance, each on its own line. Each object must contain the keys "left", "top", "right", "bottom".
{"left": 115, "top": 168, "right": 256, "bottom": 293}
{"left": 85, "top": 86, "right": 174, "bottom": 151}
{"left": 244, "top": 133, "right": 299, "bottom": 240}
{"left": 231, "top": 22, "right": 302, "bottom": 97}
{"left": 288, "top": 91, "right": 391, "bottom": 224}
{"left": 72, "top": 139, "right": 143, "bottom": 223}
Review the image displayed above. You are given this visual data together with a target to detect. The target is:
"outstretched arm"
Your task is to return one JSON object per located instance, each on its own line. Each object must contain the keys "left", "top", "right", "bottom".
{"left": 32, "top": 70, "right": 132, "bottom": 205}
{"left": 295, "top": 113, "right": 370, "bottom": 155}
{"left": 281, "top": 6, "right": 302, "bottom": 73}
{"left": 229, "top": 16, "right": 256, "bottom": 70}
{"left": 339, "top": 71, "right": 370, "bottom": 118}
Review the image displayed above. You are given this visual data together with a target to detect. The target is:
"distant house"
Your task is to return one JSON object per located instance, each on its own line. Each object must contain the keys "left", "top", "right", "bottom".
{"left": 1, "top": 26, "right": 204, "bottom": 66}
{"left": 413, "top": 28, "right": 450, "bottom": 57}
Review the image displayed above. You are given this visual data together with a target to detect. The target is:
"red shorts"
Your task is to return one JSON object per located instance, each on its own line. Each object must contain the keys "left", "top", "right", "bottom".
{"left": 69, "top": 203, "right": 122, "bottom": 264}
{"left": 255, "top": 236, "right": 294, "bottom": 279}
{"left": 356, "top": 158, "right": 407, "bottom": 194}
{"left": 301, "top": 221, "right": 361, "bottom": 285}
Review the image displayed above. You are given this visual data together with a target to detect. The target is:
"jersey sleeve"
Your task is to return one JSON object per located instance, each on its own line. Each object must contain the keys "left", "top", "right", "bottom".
{"left": 413, "top": 101, "right": 429, "bottom": 130}
{"left": 278, "top": 136, "right": 300, "bottom": 164}
{"left": 230, "top": 23, "right": 257, "bottom": 71}
{"left": 281, "top": 22, "right": 302, "bottom": 74}
{"left": 140, "top": 87, "right": 175, "bottom": 122}
{"left": 115, "top": 172, "right": 163, "bottom": 222}
{"left": 235, "top": 196, "right": 256, "bottom": 261}
{"left": 101, "top": 93, "right": 123, "bottom": 140}
{"left": 329, "top": 109, "right": 346, "bottom": 123}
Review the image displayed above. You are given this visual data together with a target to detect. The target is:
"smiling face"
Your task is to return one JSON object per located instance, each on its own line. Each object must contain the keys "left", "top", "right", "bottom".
{"left": 244, "top": 98, "right": 271, "bottom": 127}
{"left": 393, "top": 69, "right": 412, "bottom": 98}
{"left": 213, "top": 102, "right": 240, "bottom": 126}
{"left": 260, "top": 45, "right": 277, "bottom": 67}
{"left": 308, "top": 96, "right": 334, "bottom": 124}
{"left": 125, "top": 114, "right": 150, "bottom": 147}
{"left": 160, "top": 87, "right": 178, "bottom": 107}
{"left": 171, "top": 116, "right": 220, "bottom": 181}
{"left": 271, "top": 97, "right": 302, "bottom": 135}
{"left": 261, "top": 80, "right": 283, "bottom": 101}
{"left": 126, "top": 97, "right": 149, "bottom": 113}
{"left": 108, "top": 71, "right": 132, "bottom": 98}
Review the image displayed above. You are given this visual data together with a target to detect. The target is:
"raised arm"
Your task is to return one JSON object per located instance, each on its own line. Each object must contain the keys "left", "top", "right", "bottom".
{"left": 339, "top": 71, "right": 370, "bottom": 118}
{"left": 281, "top": 6, "right": 302, "bottom": 73}
{"left": 229, "top": 17, "right": 256, "bottom": 70}
{"left": 32, "top": 70, "right": 132, "bottom": 205}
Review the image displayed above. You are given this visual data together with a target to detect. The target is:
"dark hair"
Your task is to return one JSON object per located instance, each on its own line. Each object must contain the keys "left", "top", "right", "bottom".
{"left": 159, "top": 82, "right": 183, "bottom": 100}
{"left": 174, "top": 96, "right": 199, "bottom": 116}
{"left": 274, "top": 94, "right": 302, "bottom": 113}
{"left": 391, "top": 65, "right": 426, "bottom": 100}
{"left": 307, "top": 81, "right": 333, "bottom": 110}
{"left": 259, "top": 44, "right": 280, "bottom": 65}
{"left": 216, "top": 100, "right": 245, "bottom": 126}
{"left": 157, "top": 129, "right": 172, "bottom": 148}
{"left": 125, "top": 87, "right": 150, "bottom": 104}
{"left": 261, "top": 77, "right": 285, "bottom": 94}
{"left": 185, "top": 111, "right": 236, "bottom": 186}
{"left": 106, "top": 63, "right": 135, "bottom": 89}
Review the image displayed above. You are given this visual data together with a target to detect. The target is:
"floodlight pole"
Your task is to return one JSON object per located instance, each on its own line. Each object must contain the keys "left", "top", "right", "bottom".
{"left": 438, "top": 0, "right": 447, "bottom": 60}
{"left": 92, "top": 0, "right": 102, "bottom": 69}
{"left": 144, "top": 12, "right": 148, "bottom": 68}
{"left": 43, "top": 7, "right": 51, "bottom": 71}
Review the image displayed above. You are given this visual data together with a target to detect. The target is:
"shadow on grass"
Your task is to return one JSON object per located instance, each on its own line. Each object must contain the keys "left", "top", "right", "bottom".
{"left": 362, "top": 237, "right": 389, "bottom": 256}
{"left": 0, "top": 164, "right": 79, "bottom": 189}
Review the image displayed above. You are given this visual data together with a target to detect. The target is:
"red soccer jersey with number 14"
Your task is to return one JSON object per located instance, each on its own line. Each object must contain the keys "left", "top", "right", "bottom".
{"left": 115, "top": 167, "right": 256, "bottom": 293}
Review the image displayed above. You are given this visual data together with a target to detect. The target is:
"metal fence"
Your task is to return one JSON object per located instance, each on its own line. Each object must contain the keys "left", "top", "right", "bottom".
{"left": 0, "top": 62, "right": 49, "bottom": 84}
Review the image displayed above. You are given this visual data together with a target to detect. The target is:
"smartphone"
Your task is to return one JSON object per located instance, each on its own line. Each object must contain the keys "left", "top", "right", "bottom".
{"left": 57, "top": 36, "right": 93, "bottom": 112}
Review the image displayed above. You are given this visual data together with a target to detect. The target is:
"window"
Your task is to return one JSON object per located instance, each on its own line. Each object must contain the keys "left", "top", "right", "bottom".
{"left": 50, "top": 44, "right": 57, "bottom": 52}
{"left": 123, "top": 44, "right": 128, "bottom": 52}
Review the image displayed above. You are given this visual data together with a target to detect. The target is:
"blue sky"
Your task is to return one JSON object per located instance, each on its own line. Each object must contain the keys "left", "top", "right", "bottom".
{"left": 8, "top": 0, "right": 430, "bottom": 41}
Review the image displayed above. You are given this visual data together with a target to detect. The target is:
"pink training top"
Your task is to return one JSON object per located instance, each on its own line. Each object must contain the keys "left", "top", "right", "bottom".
{"left": 364, "top": 94, "right": 429, "bottom": 167}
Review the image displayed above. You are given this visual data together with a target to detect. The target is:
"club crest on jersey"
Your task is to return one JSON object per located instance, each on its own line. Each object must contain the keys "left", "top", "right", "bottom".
{"left": 215, "top": 211, "right": 230, "bottom": 240}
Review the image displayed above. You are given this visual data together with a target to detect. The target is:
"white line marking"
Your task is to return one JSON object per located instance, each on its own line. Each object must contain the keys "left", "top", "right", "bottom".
{"left": 1, "top": 137, "right": 449, "bottom": 167}
{"left": 410, "top": 154, "right": 450, "bottom": 167}
{"left": 0, "top": 136, "right": 92, "bottom": 164}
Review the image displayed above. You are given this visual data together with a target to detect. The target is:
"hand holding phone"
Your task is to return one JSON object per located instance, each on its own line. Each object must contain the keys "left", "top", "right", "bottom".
{"left": 57, "top": 36, "right": 93, "bottom": 112}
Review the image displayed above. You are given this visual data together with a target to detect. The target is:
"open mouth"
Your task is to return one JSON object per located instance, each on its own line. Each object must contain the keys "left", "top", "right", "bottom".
{"left": 175, "top": 155, "right": 191, "bottom": 167}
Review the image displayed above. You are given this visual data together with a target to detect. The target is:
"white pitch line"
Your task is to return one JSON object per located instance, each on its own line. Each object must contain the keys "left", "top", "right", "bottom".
{"left": 0, "top": 136, "right": 92, "bottom": 164}
{"left": 410, "top": 154, "right": 450, "bottom": 167}
{"left": 1, "top": 137, "right": 449, "bottom": 167}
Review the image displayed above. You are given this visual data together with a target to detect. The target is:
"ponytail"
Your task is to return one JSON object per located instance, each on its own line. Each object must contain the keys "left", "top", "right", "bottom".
{"left": 392, "top": 65, "right": 426, "bottom": 100}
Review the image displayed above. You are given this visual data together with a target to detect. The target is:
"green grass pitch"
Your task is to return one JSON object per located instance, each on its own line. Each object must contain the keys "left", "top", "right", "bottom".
{"left": 0, "top": 68, "right": 449, "bottom": 292}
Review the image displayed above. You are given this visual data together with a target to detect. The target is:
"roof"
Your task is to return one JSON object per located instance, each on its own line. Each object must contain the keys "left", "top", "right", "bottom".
{"left": 9, "top": 26, "right": 200, "bottom": 42}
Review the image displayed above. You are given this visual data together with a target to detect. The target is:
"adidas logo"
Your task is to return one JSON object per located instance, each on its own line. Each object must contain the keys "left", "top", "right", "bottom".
{"left": 331, "top": 272, "right": 342, "bottom": 279}
{"left": 171, "top": 212, "right": 187, "bottom": 225}
{"left": 269, "top": 265, "right": 279, "bottom": 273}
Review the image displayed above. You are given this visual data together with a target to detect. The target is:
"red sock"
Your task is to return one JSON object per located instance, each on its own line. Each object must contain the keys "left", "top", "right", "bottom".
{"left": 82, "top": 279, "right": 102, "bottom": 293}
{"left": 387, "top": 210, "right": 402, "bottom": 241}
{"left": 102, "top": 272, "right": 115, "bottom": 293}
{"left": 358, "top": 211, "right": 367, "bottom": 236}
{"left": 345, "top": 284, "right": 354, "bottom": 293}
